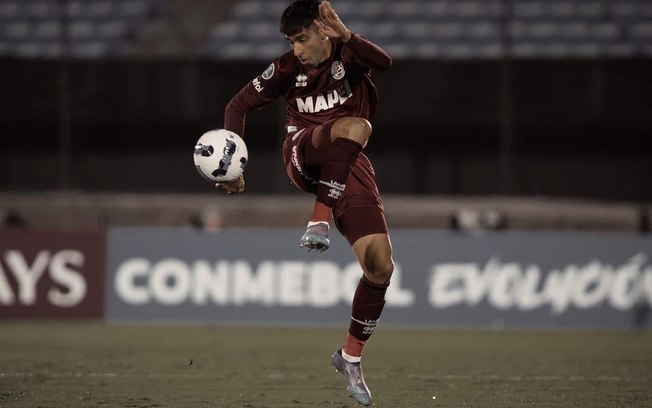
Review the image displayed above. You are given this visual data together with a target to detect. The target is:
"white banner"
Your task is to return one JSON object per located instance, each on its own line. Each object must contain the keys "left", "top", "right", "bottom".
{"left": 106, "top": 228, "right": 652, "bottom": 328}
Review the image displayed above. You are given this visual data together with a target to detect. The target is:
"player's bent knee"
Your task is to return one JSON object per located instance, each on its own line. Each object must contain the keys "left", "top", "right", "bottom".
{"left": 365, "top": 258, "right": 394, "bottom": 285}
{"left": 331, "top": 117, "right": 372, "bottom": 146}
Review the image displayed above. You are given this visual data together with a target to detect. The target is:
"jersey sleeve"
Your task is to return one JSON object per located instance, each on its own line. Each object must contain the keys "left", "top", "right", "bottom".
{"left": 343, "top": 33, "right": 392, "bottom": 71}
{"left": 224, "top": 59, "right": 290, "bottom": 138}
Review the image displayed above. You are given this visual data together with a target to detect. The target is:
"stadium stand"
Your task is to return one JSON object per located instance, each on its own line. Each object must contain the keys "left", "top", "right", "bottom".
{"left": 130, "top": 0, "right": 239, "bottom": 56}
{"left": 1, "top": 0, "right": 650, "bottom": 59}
{"left": 197, "top": 0, "right": 652, "bottom": 60}
{"left": 0, "top": 0, "right": 167, "bottom": 58}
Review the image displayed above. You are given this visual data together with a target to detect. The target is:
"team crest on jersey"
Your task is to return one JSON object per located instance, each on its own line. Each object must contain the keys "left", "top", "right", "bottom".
{"left": 331, "top": 61, "right": 345, "bottom": 80}
{"left": 295, "top": 74, "right": 307, "bottom": 87}
{"left": 261, "top": 63, "right": 275, "bottom": 80}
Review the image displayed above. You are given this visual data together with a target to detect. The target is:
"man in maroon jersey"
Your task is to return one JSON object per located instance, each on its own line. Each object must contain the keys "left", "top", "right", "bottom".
{"left": 220, "top": 1, "right": 393, "bottom": 405}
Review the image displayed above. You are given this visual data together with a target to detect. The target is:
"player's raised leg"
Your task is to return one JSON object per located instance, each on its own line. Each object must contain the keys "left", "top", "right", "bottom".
{"left": 300, "top": 117, "right": 372, "bottom": 252}
{"left": 331, "top": 232, "right": 394, "bottom": 405}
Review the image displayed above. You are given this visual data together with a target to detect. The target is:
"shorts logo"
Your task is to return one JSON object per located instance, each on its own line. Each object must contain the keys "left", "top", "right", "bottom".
{"left": 295, "top": 74, "right": 307, "bottom": 87}
{"left": 331, "top": 61, "right": 345, "bottom": 80}
{"left": 261, "top": 63, "right": 275, "bottom": 80}
{"left": 328, "top": 188, "right": 342, "bottom": 200}
{"left": 319, "top": 180, "right": 345, "bottom": 200}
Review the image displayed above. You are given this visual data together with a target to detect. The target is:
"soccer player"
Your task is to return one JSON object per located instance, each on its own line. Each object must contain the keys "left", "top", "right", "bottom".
{"left": 219, "top": 1, "right": 393, "bottom": 405}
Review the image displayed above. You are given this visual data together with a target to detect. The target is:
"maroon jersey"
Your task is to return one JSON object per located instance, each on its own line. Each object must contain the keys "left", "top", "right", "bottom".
{"left": 224, "top": 33, "right": 391, "bottom": 139}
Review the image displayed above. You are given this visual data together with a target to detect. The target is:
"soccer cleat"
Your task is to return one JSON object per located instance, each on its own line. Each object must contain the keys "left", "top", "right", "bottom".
{"left": 330, "top": 349, "right": 372, "bottom": 406}
{"left": 299, "top": 222, "right": 330, "bottom": 252}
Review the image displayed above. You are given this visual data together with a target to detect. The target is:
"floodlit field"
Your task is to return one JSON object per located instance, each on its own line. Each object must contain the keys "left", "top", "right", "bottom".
{"left": 0, "top": 323, "right": 651, "bottom": 407}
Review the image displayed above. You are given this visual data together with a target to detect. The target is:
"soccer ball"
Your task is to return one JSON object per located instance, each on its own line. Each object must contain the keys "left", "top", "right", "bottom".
{"left": 193, "top": 129, "right": 248, "bottom": 183}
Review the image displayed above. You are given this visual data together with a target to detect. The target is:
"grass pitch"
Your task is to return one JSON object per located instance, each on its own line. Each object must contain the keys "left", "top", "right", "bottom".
{"left": 0, "top": 323, "right": 651, "bottom": 407}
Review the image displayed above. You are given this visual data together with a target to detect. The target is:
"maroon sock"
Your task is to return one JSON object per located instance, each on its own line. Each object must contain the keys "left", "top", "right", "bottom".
{"left": 317, "top": 138, "right": 363, "bottom": 208}
{"left": 348, "top": 276, "right": 388, "bottom": 348}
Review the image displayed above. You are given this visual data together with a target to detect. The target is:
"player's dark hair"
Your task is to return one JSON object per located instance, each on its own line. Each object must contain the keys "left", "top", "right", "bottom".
{"left": 279, "top": 0, "right": 321, "bottom": 36}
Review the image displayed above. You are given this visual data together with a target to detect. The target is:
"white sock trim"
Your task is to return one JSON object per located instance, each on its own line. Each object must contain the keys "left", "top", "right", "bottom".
{"left": 342, "top": 350, "right": 361, "bottom": 363}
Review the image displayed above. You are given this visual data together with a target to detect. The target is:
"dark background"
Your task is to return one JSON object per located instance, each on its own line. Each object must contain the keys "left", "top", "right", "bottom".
{"left": 2, "top": 57, "right": 651, "bottom": 200}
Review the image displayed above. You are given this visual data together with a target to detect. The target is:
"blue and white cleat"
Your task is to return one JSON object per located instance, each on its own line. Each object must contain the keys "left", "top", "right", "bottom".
{"left": 330, "top": 348, "right": 372, "bottom": 406}
{"left": 299, "top": 222, "right": 330, "bottom": 252}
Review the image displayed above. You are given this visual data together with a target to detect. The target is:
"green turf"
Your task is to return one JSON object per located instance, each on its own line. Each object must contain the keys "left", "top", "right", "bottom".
{"left": 0, "top": 323, "right": 650, "bottom": 407}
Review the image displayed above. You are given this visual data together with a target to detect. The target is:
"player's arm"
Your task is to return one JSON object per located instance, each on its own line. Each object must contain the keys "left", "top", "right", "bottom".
{"left": 218, "top": 62, "right": 286, "bottom": 194}
{"left": 218, "top": 87, "right": 262, "bottom": 194}
{"left": 315, "top": 1, "right": 392, "bottom": 71}
{"left": 224, "top": 81, "right": 274, "bottom": 142}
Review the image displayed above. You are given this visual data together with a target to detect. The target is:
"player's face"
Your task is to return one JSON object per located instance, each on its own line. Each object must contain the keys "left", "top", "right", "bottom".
{"left": 285, "top": 26, "right": 330, "bottom": 68}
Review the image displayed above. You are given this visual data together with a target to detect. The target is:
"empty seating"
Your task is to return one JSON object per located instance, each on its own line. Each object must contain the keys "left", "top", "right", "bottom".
{"left": 198, "top": 0, "right": 652, "bottom": 60}
{"left": 1, "top": 0, "right": 650, "bottom": 59}
{"left": 0, "top": 0, "right": 166, "bottom": 58}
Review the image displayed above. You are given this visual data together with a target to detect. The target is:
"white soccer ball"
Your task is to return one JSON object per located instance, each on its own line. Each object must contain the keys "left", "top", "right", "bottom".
{"left": 193, "top": 129, "right": 248, "bottom": 183}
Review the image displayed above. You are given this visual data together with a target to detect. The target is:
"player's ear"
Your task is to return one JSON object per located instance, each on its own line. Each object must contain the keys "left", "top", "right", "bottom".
{"left": 311, "top": 20, "right": 324, "bottom": 37}
{"left": 314, "top": 25, "right": 328, "bottom": 41}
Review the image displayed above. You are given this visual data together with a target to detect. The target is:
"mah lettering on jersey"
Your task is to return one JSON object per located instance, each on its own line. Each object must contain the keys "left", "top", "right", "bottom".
{"left": 296, "top": 80, "right": 352, "bottom": 113}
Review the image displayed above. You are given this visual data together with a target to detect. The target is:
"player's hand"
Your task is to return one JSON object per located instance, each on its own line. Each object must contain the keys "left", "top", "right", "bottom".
{"left": 315, "top": 1, "right": 351, "bottom": 42}
{"left": 215, "top": 174, "right": 245, "bottom": 195}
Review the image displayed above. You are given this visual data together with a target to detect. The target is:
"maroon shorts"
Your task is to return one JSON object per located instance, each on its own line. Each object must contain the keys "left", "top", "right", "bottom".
{"left": 282, "top": 119, "right": 388, "bottom": 245}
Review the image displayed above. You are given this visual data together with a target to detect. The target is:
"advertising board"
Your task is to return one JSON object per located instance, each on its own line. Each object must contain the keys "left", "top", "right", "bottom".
{"left": 0, "top": 230, "right": 106, "bottom": 318}
{"left": 106, "top": 228, "right": 652, "bottom": 328}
